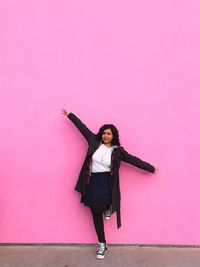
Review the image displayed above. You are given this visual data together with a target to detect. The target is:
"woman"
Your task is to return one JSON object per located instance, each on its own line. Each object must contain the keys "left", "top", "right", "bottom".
{"left": 62, "top": 109, "right": 158, "bottom": 260}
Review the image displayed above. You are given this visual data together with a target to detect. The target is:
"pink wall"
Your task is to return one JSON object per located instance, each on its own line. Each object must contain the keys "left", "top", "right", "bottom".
{"left": 0, "top": 0, "right": 200, "bottom": 245}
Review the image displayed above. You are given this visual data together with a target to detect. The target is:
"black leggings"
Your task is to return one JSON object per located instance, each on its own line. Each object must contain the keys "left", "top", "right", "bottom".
{"left": 90, "top": 201, "right": 110, "bottom": 243}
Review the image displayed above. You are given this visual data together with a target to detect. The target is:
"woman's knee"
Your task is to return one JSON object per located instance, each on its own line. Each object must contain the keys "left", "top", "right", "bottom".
{"left": 91, "top": 201, "right": 107, "bottom": 214}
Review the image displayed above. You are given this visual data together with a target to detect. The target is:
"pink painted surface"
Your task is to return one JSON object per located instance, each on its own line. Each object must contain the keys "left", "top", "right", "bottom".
{"left": 0, "top": 0, "right": 200, "bottom": 245}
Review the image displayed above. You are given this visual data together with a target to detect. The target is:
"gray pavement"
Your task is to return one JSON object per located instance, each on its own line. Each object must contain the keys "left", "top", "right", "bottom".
{"left": 0, "top": 244, "right": 200, "bottom": 267}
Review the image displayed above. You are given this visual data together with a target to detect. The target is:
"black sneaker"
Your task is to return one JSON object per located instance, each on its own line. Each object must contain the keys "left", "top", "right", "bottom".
{"left": 104, "top": 210, "right": 111, "bottom": 220}
{"left": 96, "top": 242, "right": 108, "bottom": 259}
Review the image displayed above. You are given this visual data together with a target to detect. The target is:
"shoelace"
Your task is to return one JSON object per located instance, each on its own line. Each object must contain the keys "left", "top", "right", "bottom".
{"left": 98, "top": 243, "right": 106, "bottom": 253}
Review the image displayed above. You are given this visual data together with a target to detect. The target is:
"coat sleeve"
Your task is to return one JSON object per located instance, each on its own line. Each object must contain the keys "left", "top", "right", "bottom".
{"left": 119, "top": 147, "right": 155, "bottom": 173}
{"left": 67, "top": 112, "right": 96, "bottom": 142}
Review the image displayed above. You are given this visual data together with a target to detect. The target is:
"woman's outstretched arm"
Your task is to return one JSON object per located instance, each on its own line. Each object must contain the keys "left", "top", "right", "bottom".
{"left": 119, "top": 146, "right": 157, "bottom": 174}
{"left": 61, "top": 109, "right": 96, "bottom": 142}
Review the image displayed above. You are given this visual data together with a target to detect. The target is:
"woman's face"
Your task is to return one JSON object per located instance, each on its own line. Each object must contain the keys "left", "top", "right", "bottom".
{"left": 102, "top": 128, "right": 113, "bottom": 145}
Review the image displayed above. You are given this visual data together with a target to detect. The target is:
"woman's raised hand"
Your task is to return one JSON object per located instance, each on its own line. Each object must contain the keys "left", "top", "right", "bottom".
{"left": 153, "top": 167, "right": 159, "bottom": 175}
{"left": 61, "top": 108, "right": 70, "bottom": 116}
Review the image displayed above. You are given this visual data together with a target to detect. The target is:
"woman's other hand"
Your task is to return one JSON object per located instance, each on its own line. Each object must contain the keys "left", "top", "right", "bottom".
{"left": 61, "top": 108, "right": 70, "bottom": 116}
{"left": 153, "top": 167, "right": 159, "bottom": 175}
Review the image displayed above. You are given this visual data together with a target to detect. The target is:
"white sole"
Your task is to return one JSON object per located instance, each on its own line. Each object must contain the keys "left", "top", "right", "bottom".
{"left": 96, "top": 256, "right": 105, "bottom": 260}
{"left": 96, "top": 249, "right": 108, "bottom": 259}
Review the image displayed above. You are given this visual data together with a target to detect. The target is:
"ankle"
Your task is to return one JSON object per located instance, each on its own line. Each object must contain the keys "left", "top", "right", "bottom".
{"left": 99, "top": 240, "right": 106, "bottom": 244}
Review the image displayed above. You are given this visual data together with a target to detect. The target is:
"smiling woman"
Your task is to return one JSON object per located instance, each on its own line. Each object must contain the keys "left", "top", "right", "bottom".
{"left": 102, "top": 129, "right": 113, "bottom": 146}
{"left": 96, "top": 124, "right": 121, "bottom": 148}
{"left": 61, "top": 108, "right": 157, "bottom": 260}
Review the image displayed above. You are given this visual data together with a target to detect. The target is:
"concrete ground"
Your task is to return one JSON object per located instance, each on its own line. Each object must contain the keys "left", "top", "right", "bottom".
{"left": 0, "top": 244, "right": 200, "bottom": 267}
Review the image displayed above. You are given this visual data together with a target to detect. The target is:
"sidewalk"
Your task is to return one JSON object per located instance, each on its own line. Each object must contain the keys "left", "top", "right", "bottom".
{"left": 0, "top": 244, "right": 200, "bottom": 267}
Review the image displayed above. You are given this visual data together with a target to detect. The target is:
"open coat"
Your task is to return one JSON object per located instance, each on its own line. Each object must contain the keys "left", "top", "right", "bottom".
{"left": 67, "top": 112, "right": 155, "bottom": 228}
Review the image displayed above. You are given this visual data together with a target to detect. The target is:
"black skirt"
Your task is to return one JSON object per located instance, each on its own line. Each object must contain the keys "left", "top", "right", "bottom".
{"left": 81, "top": 171, "right": 112, "bottom": 206}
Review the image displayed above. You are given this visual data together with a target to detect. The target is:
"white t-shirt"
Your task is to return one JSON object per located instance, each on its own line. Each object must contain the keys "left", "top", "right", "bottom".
{"left": 90, "top": 144, "right": 117, "bottom": 173}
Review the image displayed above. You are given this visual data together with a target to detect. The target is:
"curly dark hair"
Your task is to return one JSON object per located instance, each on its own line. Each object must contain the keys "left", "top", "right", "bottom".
{"left": 96, "top": 124, "right": 121, "bottom": 146}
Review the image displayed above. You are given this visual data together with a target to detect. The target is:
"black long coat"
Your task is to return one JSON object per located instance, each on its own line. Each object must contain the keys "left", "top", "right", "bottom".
{"left": 67, "top": 113, "right": 155, "bottom": 228}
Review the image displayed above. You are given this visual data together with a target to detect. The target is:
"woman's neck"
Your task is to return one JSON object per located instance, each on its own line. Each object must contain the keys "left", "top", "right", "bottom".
{"left": 102, "top": 143, "right": 112, "bottom": 148}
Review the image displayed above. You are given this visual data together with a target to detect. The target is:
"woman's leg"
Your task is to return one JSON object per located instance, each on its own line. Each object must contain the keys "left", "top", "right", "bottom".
{"left": 90, "top": 201, "right": 110, "bottom": 243}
